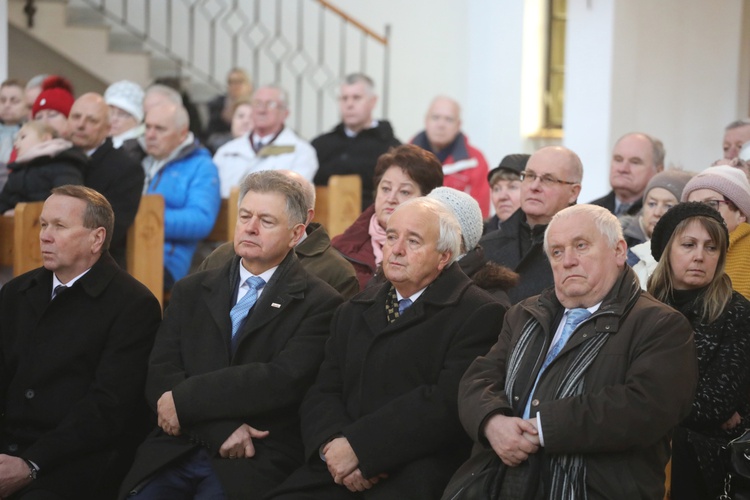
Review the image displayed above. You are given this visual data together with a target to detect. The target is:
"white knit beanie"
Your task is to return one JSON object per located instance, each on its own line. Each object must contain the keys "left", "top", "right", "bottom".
{"left": 681, "top": 165, "right": 750, "bottom": 218}
{"left": 104, "top": 80, "right": 144, "bottom": 122}
{"left": 427, "top": 187, "right": 483, "bottom": 254}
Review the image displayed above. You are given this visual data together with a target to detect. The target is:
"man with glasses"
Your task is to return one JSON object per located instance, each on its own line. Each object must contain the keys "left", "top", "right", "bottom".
{"left": 213, "top": 85, "right": 318, "bottom": 198}
{"left": 479, "top": 146, "right": 582, "bottom": 303}
{"left": 590, "top": 132, "right": 664, "bottom": 216}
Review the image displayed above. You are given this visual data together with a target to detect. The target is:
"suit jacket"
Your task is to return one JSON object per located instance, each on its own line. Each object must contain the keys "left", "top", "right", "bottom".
{"left": 479, "top": 209, "right": 552, "bottom": 304}
{"left": 119, "top": 250, "right": 343, "bottom": 499}
{"left": 0, "top": 253, "right": 161, "bottom": 498}
{"left": 197, "top": 223, "right": 359, "bottom": 299}
{"left": 272, "top": 263, "right": 506, "bottom": 499}
{"left": 589, "top": 190, "right": 643, "bottom": 216}
{"left": 86, "top": 138, "right": 145, "bottom": 267}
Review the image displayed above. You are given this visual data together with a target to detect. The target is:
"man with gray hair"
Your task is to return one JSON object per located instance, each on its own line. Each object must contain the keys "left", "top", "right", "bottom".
{"left": 213, "top": 84, "right": 318, "bottom": 198}
{"left": 197, "top": 169, "right": 359, "bottom": 299}
{"left": 722, "top": 118, "right": 750, "bottom": 160}
{"left": 589, "top": 132, "right": 665, "bottom": 216}
{"left": 120, "top": 170, "right": 343, "bottom": 500}
{"left": 445, "top": 203, "right": 697, "bottom": 500}
{"left": 312, "top": 73, "right": 400, "bottom": 209}
{"left": 269, "top": 197, "right": 506, "bottom": 499}
{"left": 142, "top": 101, "right": 220, "bottom": 287}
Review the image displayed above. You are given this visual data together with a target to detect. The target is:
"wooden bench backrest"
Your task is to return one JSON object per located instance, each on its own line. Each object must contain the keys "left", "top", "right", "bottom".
{"left": 313, "top": 174, "right": 362, "bottom": 238}
{"left": 127, "top": 194, "right": 165, "bottom": 306}
{"left": 206, "top": 187, "right": 239, "bottom": 243}
{"left": 0, "top": 202, "right": 44, "bottom": 275}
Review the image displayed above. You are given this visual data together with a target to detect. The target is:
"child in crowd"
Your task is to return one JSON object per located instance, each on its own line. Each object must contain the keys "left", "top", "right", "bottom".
{"left": 0, "top": 121, "right": 88, "bottom": 214}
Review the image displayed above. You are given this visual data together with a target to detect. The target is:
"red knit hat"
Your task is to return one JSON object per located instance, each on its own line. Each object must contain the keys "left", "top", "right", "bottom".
{"left": 31, "top": 76, "right": 75, "bottom": 118}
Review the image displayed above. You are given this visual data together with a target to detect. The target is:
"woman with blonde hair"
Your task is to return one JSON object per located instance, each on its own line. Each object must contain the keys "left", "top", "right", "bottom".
{"left": 648, "top": 201, "right": 750, "bottom": 500}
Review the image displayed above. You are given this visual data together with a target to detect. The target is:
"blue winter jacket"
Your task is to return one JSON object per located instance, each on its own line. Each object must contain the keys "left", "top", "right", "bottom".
{"left": 147, "top": 141, "right": 220, "bottom": 283}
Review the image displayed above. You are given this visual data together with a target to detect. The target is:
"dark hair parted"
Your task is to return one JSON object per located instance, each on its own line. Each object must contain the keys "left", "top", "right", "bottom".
{"left": 50, "top": 185, "right": 115, "bottom": 252}
{"left": 373, "top": 144, "right": 444, "bottom": 196}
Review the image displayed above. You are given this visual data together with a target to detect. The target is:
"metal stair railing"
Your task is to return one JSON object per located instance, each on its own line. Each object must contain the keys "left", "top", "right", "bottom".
{"left": 23, "top": 0, "right": 390, "bottom": 140}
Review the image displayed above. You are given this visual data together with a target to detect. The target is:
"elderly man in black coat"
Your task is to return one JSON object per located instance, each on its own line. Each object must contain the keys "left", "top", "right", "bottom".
{"left": 119, "top": 170, "right": 343, "bottom": 500}
{"left": 67, "top": 93, "right": 144, "bottom": 268}
{"left": 0, "top": 185, "right": 161, "bottom": 499}
{"left": 268, "top": 197, "right": 507, "bottom": 500}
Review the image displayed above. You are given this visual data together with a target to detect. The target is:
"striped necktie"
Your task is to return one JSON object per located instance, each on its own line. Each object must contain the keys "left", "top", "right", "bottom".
{"left": 230, "top": 276, "right": 266, "bottom": 338}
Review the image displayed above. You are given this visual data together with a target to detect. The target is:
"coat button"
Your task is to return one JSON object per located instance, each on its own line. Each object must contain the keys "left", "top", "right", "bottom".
{"left": 582, "top": 333, "right": 588, "bottom": 338}
{"left": 531, "top": 399, "right": 540, "bottom": 407}
{"left": 605, "top": 325, "right": 611, "bottom": 330}
{"left": 513, "top": 396, "right": 520, "bottom": 401}
{"left": 24, "top": 389, "right": 35, "bottom": 399}
{"left": 7, "top": 444, "right": 17, "bottom": 452}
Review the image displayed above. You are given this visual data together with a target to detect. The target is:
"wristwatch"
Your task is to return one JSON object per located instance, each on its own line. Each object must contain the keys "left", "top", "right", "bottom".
{"left": 23, "top": 459, "right": 38, "bottom": 480}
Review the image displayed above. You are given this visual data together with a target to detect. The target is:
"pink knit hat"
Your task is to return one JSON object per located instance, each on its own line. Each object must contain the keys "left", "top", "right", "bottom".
{"left": 681, "top": 165, "right": 750, "bottom": 218}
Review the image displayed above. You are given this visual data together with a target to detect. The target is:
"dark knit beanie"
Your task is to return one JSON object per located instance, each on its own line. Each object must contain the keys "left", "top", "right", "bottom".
{"left": 650, "top": 201, "right": 728, "bottom": 261}
{"left": 31, "top": 76, "right": 75, "bottom": 119}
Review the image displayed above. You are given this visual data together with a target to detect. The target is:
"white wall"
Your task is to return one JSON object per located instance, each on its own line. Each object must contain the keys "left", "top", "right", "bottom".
{"left": 566, "top": 0, "right": 747, "bottom": 203}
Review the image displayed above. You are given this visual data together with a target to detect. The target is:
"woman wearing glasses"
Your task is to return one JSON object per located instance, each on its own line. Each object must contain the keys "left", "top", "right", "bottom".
{"left": 681, "top": 165, "right": 750, "bottom": 299}
{"left": 647, "top": 202, "right": 750, "bottom": 500}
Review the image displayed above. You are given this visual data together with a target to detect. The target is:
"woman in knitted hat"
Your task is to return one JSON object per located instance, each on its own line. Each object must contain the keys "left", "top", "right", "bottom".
{"left": 31, "top": 75, "right": 74, "bottom": 138}
{"left": 483, "top": 154, "right": 528, "bottom": 234}
{"left": 104, "top": 80, "right": 144, "bottom": 148}
{"left": 682, "top": 164, "right": 750, "bottom": 299}
{"left": 624, "top": 169, "right": 694, "bottom": 288}
{"left": 647, "top": 201, "right": 750, "bottom": 500}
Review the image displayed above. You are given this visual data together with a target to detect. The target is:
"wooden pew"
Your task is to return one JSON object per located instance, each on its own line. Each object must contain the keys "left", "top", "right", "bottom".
{"left": 0, "top": 202, "right": 44, "bottom": 276}
{"left": 313, "top": 174, "right": 362, "bottom": 238}
{"left": 127, "top": 194, "right": 165, "bottom": 306}
{"left": 207, "top": 187, "right": 239, "bottom": 243}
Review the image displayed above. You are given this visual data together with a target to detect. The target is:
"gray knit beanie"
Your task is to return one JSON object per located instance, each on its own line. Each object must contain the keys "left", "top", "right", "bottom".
{"left": 427, "top": 187, "right": 483, "bottom": 254}
{"left": 681, "top": 165, "right": 750, "bottom": 218}
{"left": 643, "top": 169, "right": 694, "bottom": 204}
{"left": 104, "top": 80, "right": 144, "bottom": 122}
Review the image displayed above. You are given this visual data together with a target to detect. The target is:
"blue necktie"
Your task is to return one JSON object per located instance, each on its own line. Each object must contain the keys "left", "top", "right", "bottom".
{"left": 230, "top": 276, "right": 265, "bottom": 338}
{"left": 398, "top": 298, "right": 413, "bottom": 315}
{"left": 523, "top": 308, "right": 592, "bottom": 418}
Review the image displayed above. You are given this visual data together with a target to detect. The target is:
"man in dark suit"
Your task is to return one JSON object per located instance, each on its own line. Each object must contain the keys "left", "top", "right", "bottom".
{"left": 480, "top": 146, "right": 582, "bottom": 304}
{"left": 268, "top": 197, "right": 506, "bottom": 500}
{"left": 120, "top": 170, "right": 343, "bottom": 499}
{"left": 588, "top": 132, "right": 664, "bottom": 216}
{"left": 0, "top": 185, "right": 161, "bottom": 499}
{"left": 67, "top": 93, "right": 144, "bottom": 267}
{"left": 197, "top": 170, "right": 359, "bottom": 299}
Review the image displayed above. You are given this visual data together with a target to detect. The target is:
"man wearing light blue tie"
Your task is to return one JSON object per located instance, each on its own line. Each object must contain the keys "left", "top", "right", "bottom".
{"left": 120, "top": 170, "right": 343, "bottom": 500}
{"left": 444, "top": 204, "right": 699, "bottom": 500}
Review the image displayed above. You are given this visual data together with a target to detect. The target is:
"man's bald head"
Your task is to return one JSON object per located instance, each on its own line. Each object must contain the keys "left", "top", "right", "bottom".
{"left": 67, "top": 92, "right": 110, "bottom": 150}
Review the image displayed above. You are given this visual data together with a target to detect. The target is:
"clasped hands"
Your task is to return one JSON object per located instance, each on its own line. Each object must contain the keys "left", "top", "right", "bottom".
{"left": 158, "top": 391, "right": 270, "bottom": 459}
{"left": 323, "top": 437, "right": 387, "bottom": 492}
{"left": 484, "top": 415, "right": 540, "bottom": 467}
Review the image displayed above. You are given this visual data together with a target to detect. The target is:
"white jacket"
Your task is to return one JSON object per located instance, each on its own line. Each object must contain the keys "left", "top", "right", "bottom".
{"left": 630, "top": 240, "right": 656, "bottom": 290}
{"left": 213, "top": 127, "right": 318, "bottom": 198}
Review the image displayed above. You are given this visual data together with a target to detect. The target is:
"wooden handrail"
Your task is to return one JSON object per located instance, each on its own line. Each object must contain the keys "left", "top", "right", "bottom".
{"left": 316, "top": 0, "right": 389, "bottom": 45}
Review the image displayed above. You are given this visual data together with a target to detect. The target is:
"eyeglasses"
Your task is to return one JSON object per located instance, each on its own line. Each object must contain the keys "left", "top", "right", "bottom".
{"left": 519, "top": 171, "right": 579, "bottom": 187}
{"left": 699, "top": 198, "right": 731, "bottom": 211}
{"left": 251, "top": 100, "right": 283, "bottom": 110}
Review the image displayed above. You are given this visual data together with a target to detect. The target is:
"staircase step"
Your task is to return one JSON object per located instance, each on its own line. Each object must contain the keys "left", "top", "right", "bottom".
{"left": 66, "top": 5, "right": 106, "bottom": 27}
{"left": 109, "top": 31, "right": 145, "bottom": 53}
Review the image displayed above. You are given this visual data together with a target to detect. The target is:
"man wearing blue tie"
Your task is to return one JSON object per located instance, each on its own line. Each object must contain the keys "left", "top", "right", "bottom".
{"left": 444, "top": 204, "right": 699, "bottom": 500}
{"left": 269, "top": 197, "right": 507, "bottom": 499}
{"left": 120, "top": 170, "right": 343, "bottom": 500}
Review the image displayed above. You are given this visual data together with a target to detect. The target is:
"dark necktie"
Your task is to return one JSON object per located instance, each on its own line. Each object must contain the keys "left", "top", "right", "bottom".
{"left": 51, "top": 284, "right": 68, "bottom": 300}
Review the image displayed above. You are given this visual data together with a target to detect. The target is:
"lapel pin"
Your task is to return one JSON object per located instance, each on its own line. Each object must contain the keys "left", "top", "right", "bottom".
{"left": 271, "top": 303, "right": 281, "bottom": 308}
